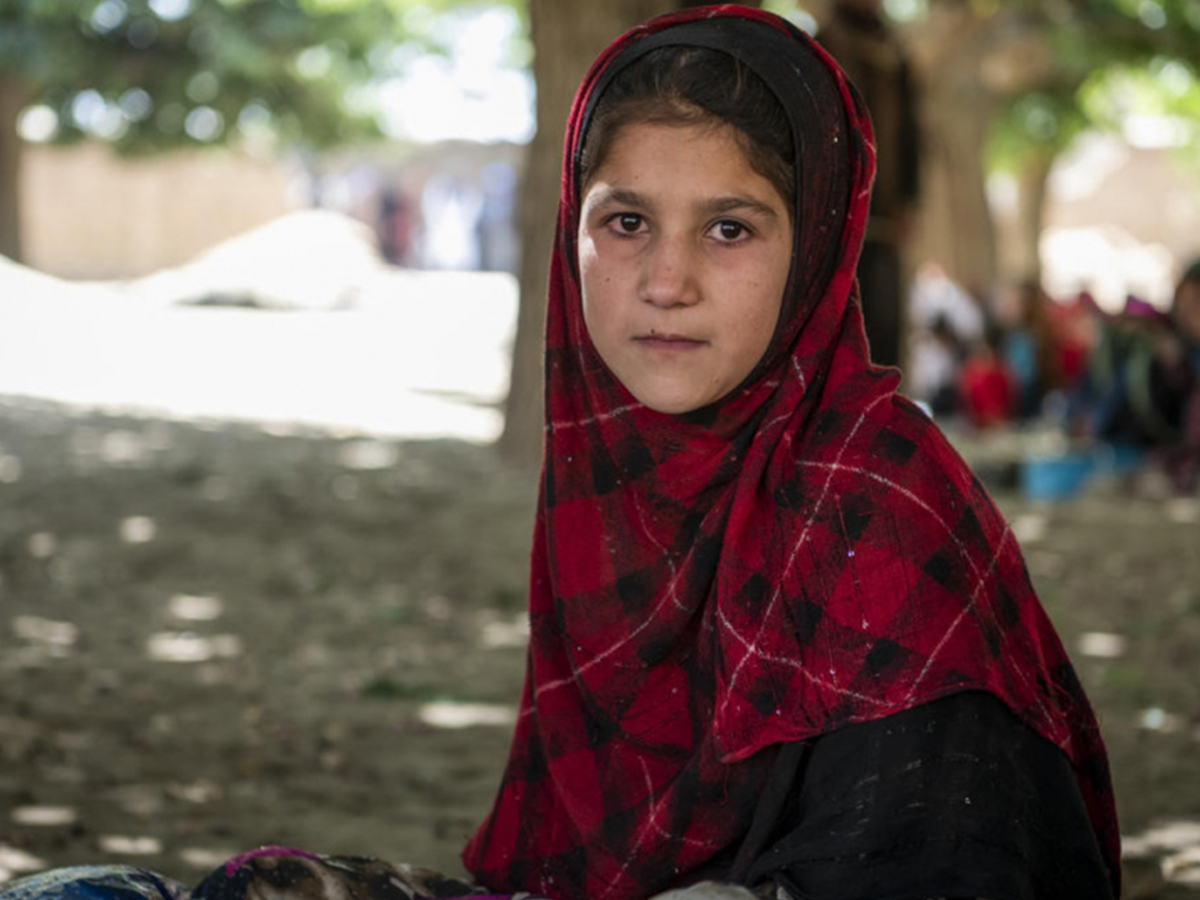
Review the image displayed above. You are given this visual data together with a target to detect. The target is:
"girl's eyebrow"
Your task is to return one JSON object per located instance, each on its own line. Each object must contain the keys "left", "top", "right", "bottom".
{"left": 583, "top": 186, "right": 647, "bottom": 212}
{"left": 584, "top": 187, "right": 781, "bottom": 220}
{"left": 701, "top": 195, "right": 781, "bottom": 220}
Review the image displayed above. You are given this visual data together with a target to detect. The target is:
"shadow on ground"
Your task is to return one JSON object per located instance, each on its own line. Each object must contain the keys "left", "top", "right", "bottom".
{"left": 1, "top": 397, "right": 1199, "bottom": 895}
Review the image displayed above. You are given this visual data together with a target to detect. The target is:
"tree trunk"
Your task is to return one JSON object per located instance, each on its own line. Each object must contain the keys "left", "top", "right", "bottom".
{"left": 906, "top": 2, "right": 1059, "bottom": 298}
{"left": 0, "top": 77, "right": 29, "bottom": 263}
{"left": 915, "top": 85, "right": 997, "bottom": 297}
{"left": 906, "top": 7, "right": 999, "bottom": 297}
{"left": 497, "top": 0, "right": 711, "bottom": 469}
{"left": 1012, "top": 148, "right": 1055, "bottom": 285}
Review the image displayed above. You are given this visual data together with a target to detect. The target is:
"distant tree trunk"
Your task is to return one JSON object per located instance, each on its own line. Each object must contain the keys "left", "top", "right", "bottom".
{"left": 906, "top": 2, "right": 1057, "bottom": 297}
{"left": 906, "top": 7, "right": 999, "bottom": 297}
{"left": 0, "top": 78, "right": 29, "bottom": 262}
{"left": 917, "top": 84, "right": 997, "bottom": 296}
{"left": 498, "top": 0, "right": 759, "bottom": 469}
{"left": 1013, "top": 148, "right": 1056, "bottom": 285}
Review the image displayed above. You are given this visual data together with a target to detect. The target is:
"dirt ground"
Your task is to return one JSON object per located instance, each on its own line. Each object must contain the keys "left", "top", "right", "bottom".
{"left": 2, "top": 397, "right": 1200, "bottom": 896}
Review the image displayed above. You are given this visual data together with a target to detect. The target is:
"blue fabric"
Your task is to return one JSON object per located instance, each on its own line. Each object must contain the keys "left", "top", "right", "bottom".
{"left": 0, "top": 867, "right": 186, "bottom": 900}
{"left": 0, "top": 854, "right": 491, "bottom": 900}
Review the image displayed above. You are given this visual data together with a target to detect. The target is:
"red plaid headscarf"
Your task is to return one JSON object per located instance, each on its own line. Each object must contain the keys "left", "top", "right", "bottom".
{"left": 464, "top": 7, "right": 1119, "bottom": 900}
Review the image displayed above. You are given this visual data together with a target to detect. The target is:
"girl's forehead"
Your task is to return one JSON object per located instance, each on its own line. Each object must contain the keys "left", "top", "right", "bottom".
{"left": 595, "top": 121, "right": 749, "bottom": 171}
{"left": 580, "top": 122, "right": 793, "bottom": 234}
{"left": 583, "top": 116, "right": 739, "bottom": 187}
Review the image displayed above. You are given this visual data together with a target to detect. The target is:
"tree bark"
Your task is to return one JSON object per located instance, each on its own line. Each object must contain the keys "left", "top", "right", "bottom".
{"left": 0, "top": 77, "right": 30, "bottom": 263}
{"left": 905, "top": 6, "right": 999, "bottom": 297}
{"left": 915, "top": 86, "right": 997, "bottom": 296}
{"left": 1012, "top": 148, "right": 1055, "bottom": 285}
{"left": 497, "top": 0, "right": 710, "bottom": 469}
{"left": 906, "top": 2, "right": 1060, "bottom": 296}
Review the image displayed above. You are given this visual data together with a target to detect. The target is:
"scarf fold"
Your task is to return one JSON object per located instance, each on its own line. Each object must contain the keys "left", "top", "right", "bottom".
{"left": 464, "top": 7, "right": 1119, "bottom": 900}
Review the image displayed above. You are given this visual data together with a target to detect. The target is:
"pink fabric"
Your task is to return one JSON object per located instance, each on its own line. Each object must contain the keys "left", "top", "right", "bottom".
{"left": 223, "top": 847, "right": 322, "bottom": 878}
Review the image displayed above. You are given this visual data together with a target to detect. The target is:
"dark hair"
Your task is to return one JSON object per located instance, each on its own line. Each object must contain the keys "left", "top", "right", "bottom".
{"left": 578, "top": 46, "right": 795, "bottom": 213}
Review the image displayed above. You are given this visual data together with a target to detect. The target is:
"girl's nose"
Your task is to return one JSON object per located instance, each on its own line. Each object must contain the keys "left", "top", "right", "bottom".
{"left": 640, "top": 234, "right": 699, "bottom": 308}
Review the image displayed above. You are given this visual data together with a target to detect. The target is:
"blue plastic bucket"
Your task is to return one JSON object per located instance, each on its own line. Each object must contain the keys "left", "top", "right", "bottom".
{"left": 1020, "top": 453, "right": 1096, "bottom": 501}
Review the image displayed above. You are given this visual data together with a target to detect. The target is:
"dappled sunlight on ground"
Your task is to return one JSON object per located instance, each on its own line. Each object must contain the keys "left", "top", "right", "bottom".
{"left": 1124, "top": 820, "right": 1200, "bottom": 891}
{"left": 0, "top": 402, "right": 538, "bottom": 882}
{"left": 0, "top": 212, "right": 516, "bottom": 443}
{"left": 416, "top": 702, "right": 516, "bottom": 730}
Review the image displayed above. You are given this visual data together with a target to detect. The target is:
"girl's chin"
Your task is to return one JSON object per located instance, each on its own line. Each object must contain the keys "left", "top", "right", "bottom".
{"left": 630, "top": 384, "right": 726, "bottom": 416}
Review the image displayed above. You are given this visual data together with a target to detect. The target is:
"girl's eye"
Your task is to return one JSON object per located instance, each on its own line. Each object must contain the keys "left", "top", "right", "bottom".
{"left": 710, "top": 219, "right": 751, "bottom": 243}
{"left": 607, "top": 213, "right": 646, "bottom": 235}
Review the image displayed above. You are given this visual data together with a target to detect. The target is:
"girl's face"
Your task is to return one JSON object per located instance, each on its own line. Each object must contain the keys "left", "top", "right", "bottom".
{"left": 577, "top": 121, "right": 793, "bottom": 415}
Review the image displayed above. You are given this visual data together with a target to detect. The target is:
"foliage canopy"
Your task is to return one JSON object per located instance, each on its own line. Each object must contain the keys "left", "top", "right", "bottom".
{"left": 985, "top": 0, "right": 1200, "bottom": 170}
{"left": 0, "top": 0, "right": 471, "bottom": 153}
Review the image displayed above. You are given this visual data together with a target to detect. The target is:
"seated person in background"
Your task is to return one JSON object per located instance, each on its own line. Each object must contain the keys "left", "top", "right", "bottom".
{"left": 1159, "top": 261, "right": 1200, "bottom": 493}
{"left": 1075, "top": 273, "right": 1200, "bottom": 494}
{"left": 907, "top": 312, "right": 966, "bottom": 418}
{"left": 998, "top": 280, "right": 1061, "bottom": 422}
{"left": 960, "top": 325, "right": 1018, "bottom": 429}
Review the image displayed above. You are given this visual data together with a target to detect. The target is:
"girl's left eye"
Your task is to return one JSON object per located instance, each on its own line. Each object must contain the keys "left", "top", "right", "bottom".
{"left": 709, "top": 220, "right": 751, "bottom": 243}
{"left": 605, "top": 213, "right": 646, "bottom": 235}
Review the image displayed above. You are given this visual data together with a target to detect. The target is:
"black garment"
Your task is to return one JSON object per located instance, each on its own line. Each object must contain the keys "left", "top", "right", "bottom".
{"left": 733, "top": 691, "right": 1115, "bottom": 900}
{"left": 818, "top": 3, "right": 921, "bottom": 223}
{"left": 857, "top": 240, "right": 904, "bottom": 369}
{"left": 818, "top": 2, "right": 921, "bottom": 371}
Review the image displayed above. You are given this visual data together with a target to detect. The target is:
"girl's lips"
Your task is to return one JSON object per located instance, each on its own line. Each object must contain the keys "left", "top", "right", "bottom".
{"left": 635, "top": 334, "right": 707, "bottom": 349}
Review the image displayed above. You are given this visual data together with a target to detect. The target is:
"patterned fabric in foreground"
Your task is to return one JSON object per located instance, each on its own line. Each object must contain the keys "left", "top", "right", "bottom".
{"left": 0, "top": 850, "right": 549, "bottom": 900}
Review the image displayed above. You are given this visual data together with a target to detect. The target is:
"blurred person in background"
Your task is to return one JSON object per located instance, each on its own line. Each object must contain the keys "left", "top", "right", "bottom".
{"left": 906, "top": 262, "right": 983, "bottom": 416}
{"left": 818, "top": 0, "right": 922, "bottom": 371}
{"left": 1158, "top": 262, "right": 1200, "bottom": 493}
{"left": 960, "top": 324, "right": 1018, "bottom": 430}
{"left": 907, "top": 313, "right": 965, "bottom": 418}
{"left": 1068, "top": 267, "right": 1200, "bottom": 495}
{"left": 1050, "top": 287, "right": 1103, "bottom": 394}
{"left": 378, "top": 186, "right": 416, "bottom": 266}
{"left": 997, "top": 280, "right": 1062, "bottom": 422}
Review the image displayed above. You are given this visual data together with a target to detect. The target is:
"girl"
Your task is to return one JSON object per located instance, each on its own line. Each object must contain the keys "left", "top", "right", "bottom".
{"left": 0, "top": 7, "right": 1118, "bottom": 900}
{"left": 463, "top": 6, "right": 1118, "bottom": 900}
